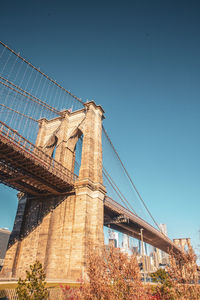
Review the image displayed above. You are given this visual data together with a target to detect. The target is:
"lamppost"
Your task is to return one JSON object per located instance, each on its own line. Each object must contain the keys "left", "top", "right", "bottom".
{"left": 140, "top": 228, "right": 146, "bottom": 282}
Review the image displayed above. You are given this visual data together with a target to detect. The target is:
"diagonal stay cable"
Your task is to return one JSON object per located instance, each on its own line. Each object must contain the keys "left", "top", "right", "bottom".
{"left": 0, "top": 75, "right": 60, "bottom": 115}
{"left": 0, "top": 104, "right": 37, "bottom": 122}
{"left": 0, "top": 80, "right": 60, "bottom": 116}
{"left": 102, "top": 125, "right": 161, "bottom": 232}
{"left": 103, "top": 167, "right": 138, "bottom": 216}
{"left": 103, "top": 169, "right": 134, "bottom": 214}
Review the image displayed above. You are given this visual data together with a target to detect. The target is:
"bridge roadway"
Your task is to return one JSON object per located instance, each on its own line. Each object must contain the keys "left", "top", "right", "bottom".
{"left": 104, "top": 197, "right": 181, "bottom": 255}
{"left": 0, "top": 121, "right": 181, "bottom": 255}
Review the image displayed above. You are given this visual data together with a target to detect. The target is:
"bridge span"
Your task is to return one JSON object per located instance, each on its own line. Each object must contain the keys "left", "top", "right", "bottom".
{"left": 104, "top": 197, "right": 181, "bottom": 255}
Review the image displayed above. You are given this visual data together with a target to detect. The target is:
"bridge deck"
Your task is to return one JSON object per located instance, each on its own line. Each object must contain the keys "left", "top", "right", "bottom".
{"left": 104, "top": 197, "right": 181, "bottom": 255}
{"left": 0, "top": 121, "right": 77, "bottom": 195}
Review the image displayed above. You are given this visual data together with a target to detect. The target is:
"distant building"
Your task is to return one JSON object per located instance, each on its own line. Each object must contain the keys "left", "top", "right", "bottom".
{"left": 159, "top": 224, "right": 169, "bottom": 265}
{"left": 108, "top": 230, "right": 119, "bottom": 248}
{"left": 0, "top": 228, "right": 10, "bottom": 270}
{"left": 122, "top": 234, "right": 129, "bottom": 250}
{"left": 151, "top": 248, "right": 162, "bottom": 269}
{"left": 121, "top": 234, "right": 134, "bottom": 256}
{"left": 149, "top": 224, "right": 169, "bottom": 271}
{"left": 159, "top": 224, "right": 167, "bottom": 236}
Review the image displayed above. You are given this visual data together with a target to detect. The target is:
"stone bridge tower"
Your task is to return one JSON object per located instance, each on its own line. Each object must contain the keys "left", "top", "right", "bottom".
{"left": 1, "top": 101, "right": 106, "bottom": 281}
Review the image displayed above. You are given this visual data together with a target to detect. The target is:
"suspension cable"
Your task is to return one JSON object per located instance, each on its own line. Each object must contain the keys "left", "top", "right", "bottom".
{"left": 102, "top": 125, "right": 161, "bottom": 231}
{"left": 103, "top": 167, "right": 138, "bottom": 215}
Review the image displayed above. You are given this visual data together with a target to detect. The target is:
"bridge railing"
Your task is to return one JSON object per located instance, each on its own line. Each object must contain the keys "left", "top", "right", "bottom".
{"left": 0, "top": 121, "right": 77, "bottom": 184}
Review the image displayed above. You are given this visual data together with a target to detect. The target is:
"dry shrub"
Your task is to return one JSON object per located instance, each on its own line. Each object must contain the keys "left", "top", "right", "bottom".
{"left": 62, "top": 245, "right": 200, "bottom": 300}
{"left": 62, "top": 246, "right": 151, "bottom": 300}
{"left": 153, "top": 246, "right": 200, "bottom": 300}
{"left": 167, "top": 246, "right": 200, "bottom": 299}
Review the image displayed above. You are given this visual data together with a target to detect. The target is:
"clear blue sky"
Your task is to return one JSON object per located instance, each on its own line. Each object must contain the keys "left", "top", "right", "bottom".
{"left": 0, "top": 0, "right": 200, "bottom": 253}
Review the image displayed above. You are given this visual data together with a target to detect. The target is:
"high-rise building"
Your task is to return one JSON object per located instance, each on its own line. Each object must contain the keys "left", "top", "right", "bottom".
{"left": 121, "top": 234, "right": 133, "bottom": 256}
{"left": 122, "top": 234, "right": 129, "bottom": 250}
{"left": 0, "top": 228, "right": 10, "bottom": 270}
{"left": 159, "top": 224, "right": 167, "bottom": 236}
{"left": 159, "top": 224, "right": 169, "bottom": 265}
{"left": 149, "top": 224, "right": 169, "bottom": 270}
{"left": 108, "top": 230, "right": 119, "bottom": 248}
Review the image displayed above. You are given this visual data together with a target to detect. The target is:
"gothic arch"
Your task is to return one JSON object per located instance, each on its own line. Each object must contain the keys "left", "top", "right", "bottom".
{"left": 43, "top": 134, "right": 58, "bottom": 157}
{"left": 67, "top": 128, "right": 83, "bottom": 153}
{"left": 66, "top": 128, "right": 83, "bottom": 174}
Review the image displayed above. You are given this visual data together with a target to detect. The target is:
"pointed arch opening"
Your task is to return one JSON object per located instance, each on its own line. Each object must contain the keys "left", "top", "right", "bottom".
{"left": 66, "top": 128, "right": 83, "bottom": 176}
{"left": 44, "top": 134, "right": 58, "bottom": 157}
{"left": 74, "top": 134, "right": 83, "bottom": 176}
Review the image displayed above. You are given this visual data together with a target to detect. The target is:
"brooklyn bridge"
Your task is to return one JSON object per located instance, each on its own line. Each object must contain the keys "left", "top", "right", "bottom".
{"left": 0, "top": 41, "right": 181, "bottom": 281}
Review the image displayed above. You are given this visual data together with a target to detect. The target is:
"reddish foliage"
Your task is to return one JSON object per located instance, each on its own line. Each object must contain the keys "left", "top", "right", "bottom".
{"left": 61, "top": 246, "right": 200, "bottom": 300}
{"left": 62, "top": 246, "right": 150, "bottom": 299}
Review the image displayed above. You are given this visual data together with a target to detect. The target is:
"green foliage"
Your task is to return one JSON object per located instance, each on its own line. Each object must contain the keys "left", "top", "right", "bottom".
{"left": 150, "top": 268, "right": 174, "bottom": 300}
{"left": 16, "top": 260, "right": 48, "bottom": 300}
{"left": 150, "top": 268, "right": 170, "bottom": 285}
